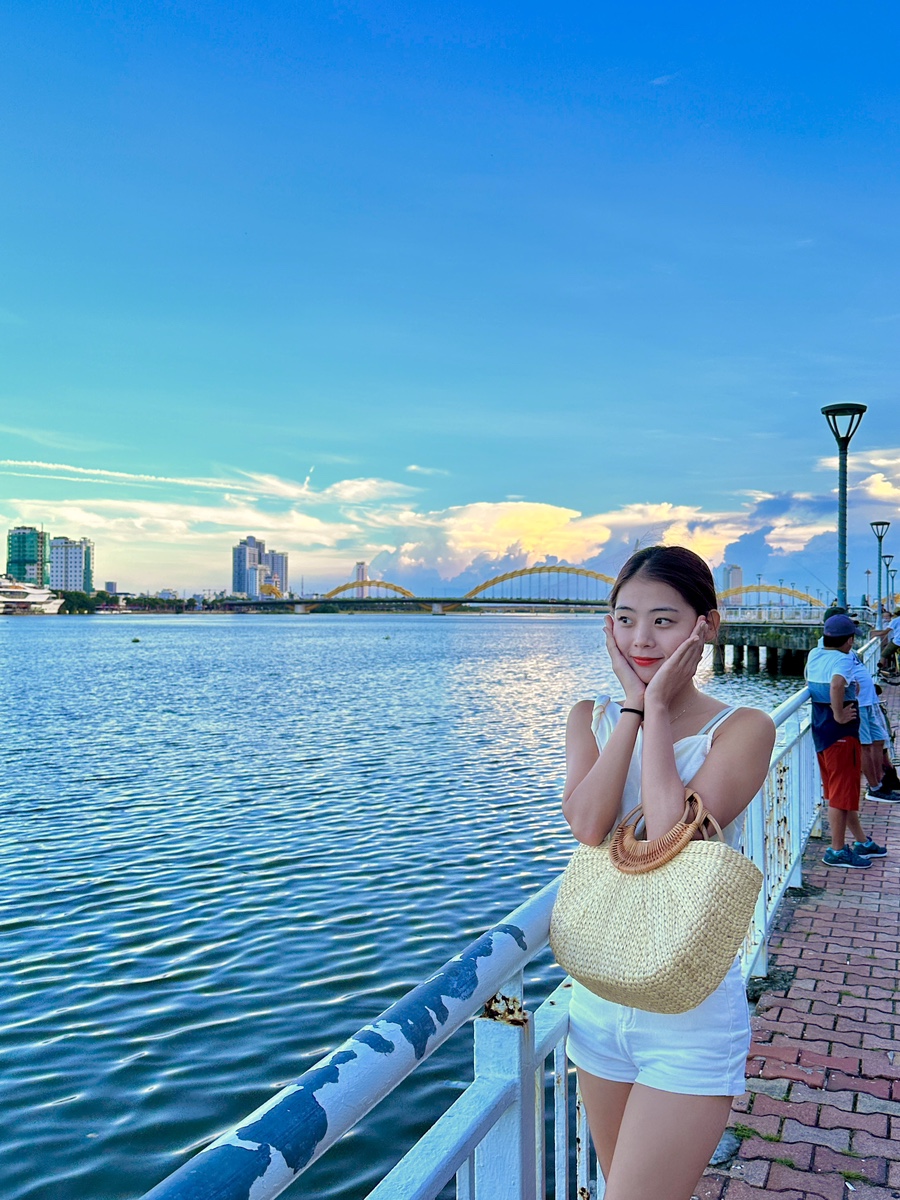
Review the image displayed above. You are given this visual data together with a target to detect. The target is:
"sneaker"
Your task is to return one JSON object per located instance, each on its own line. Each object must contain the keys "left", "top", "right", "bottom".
{"left": 823, "top": 846, "right": 872, "bottom": 868}
{"left": 866, "top": 786, "right": 900, "bottom": 802}
{"left": 853, "top": 839, "right": 888, "bottom": 858}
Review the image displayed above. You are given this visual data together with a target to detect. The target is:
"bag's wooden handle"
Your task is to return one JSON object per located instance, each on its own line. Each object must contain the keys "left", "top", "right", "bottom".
{"left": 609, "top": 790, "right": 724, "bottom": 874}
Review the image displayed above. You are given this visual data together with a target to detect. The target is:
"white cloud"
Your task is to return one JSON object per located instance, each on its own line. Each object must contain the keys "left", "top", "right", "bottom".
{"left": 1, "top": 459, "right": 252, "bottom": 493}
{"left": 0, "top": 424, "right": 117, "bottom": 451}
{"left": 406, "top": 464, "right": 450, "bottom": 476}
{"left": 0, "top": 460, "right": 419, "bottom": 505}
{"left": 7, "top": 495, "right": 356, "bottom": 546}
{"left": 319, "top": 478, "right": 419, "bottom": 503}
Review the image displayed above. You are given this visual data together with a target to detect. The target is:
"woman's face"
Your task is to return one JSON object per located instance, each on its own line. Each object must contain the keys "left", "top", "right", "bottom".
{"left": 611, "top": 573, "right": 706, "bottom": 682}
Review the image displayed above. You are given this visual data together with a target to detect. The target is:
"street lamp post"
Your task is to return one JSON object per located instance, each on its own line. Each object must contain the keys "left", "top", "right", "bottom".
{"left": 872, "top": 521, "right": 890, "bottom": 624}
{"left": 866, "top": 568, "right": 872, "bottom": 610}
{"left": 890, "top": 569, "right": 898, "bottom": 611}
{"left": 886, "top": 556, "right": 896, "bottom": 610}
{"left": 822, "top": 403, "right": 867, "bottom": 609}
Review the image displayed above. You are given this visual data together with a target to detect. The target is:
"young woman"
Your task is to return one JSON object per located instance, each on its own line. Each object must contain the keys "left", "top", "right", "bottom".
{"left": 562, "top": 546, "right": 776, "bottom": 1200}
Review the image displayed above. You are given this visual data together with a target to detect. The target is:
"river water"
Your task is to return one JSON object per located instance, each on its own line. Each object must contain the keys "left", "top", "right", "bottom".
{"left": 1, "top": 613, "right": 804, "bottom": 1200}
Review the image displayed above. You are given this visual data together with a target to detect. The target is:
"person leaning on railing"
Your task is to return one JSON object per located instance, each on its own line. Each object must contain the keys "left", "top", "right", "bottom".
{"left": 877, "top": 609, "right": 900, "bottom": 678}
{"left": 560, "top": 545, "right": 775, "bottom": 1200}
{"left": 804, "top": 614, "right": 888, "bottom": 868}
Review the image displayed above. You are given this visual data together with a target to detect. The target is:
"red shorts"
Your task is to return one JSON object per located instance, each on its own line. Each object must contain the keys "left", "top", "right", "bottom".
{"left": 817, "top": 738, "right": 862, "bottom": 811}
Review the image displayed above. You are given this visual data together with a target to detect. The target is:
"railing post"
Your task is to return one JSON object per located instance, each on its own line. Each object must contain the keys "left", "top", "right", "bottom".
{"left": 746, "top": 785, "right": 769, "bottom": 978}
{"left": 473, "top": 972, "right": 536, "bottom": 1200}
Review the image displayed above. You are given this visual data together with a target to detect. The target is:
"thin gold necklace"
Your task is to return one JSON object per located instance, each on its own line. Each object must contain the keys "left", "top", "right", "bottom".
{"left": 670, "top": 694, "right": 702, "bottom": 724}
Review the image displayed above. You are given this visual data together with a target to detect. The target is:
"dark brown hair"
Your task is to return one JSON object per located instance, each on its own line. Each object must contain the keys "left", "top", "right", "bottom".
{"left": 609, "top": 545, "right": 718, "bottom": 616}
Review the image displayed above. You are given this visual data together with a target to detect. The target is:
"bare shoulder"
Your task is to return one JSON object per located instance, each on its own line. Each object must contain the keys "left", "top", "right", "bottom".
{"left": 720, "top": 706, "right": 776, "bottom": 747}
{"left": 567, "top": 698, "right": 595, "bottom": 736}
{"left": 568, "top": 698, "right": 595, "bottom": 723}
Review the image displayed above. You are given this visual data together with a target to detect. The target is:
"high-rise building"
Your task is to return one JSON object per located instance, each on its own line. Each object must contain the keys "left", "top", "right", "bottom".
{"left": 7, "top": 526, "right": 50, "bottom": 585}
{"left": 355, "top": 560, "right": 367, "bottom": 599}
{"left": 232, "top": 536, "right": 289, "bottom": 596}
{"left": 244, "top": 563, "right": 266, "bottom": 599}
{"left": 263, "top": 550, "right": 289, "bottom": 595}
{"left": 233, "top": 535, "right": 264, "bottom": 595}
{"left": 50, "top": 537, "right": 95, "bottom": 592}
{"left": 719, "top": 563, "right": 743, "bottom": 604}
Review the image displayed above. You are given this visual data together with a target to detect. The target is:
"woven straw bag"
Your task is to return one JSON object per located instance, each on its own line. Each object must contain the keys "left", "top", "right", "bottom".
{"left": 549, "top": 791, "right": 762, "bottom": 1014}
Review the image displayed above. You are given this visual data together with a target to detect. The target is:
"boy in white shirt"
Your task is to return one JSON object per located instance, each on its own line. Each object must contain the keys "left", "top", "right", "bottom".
{"left": 805, "top": 615, "right": 887, "bottom": 867}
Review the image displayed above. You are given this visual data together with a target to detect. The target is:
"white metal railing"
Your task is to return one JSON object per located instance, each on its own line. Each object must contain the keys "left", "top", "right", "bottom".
{"left": 142, "top": 653, "right": 880, "bottom": 1200}
{"left": 720, "top": 604, "right": 824, "bottom": 623}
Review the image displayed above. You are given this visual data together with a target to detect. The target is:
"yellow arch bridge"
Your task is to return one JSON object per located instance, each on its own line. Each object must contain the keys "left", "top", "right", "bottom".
{"left": 265, "top": 570, "right": 826, "bottom": 611}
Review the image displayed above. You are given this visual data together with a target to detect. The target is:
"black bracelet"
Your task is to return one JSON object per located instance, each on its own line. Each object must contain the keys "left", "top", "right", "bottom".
{"left": 619, "top": 706, "right": 644, "bottom": 719}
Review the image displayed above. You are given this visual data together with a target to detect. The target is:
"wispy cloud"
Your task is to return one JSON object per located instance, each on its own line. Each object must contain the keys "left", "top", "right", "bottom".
{"left": 0, "top": 460, "right": 419, "bottom": 505}
{"left": 7, "top": 495, "right": 357, "bottom": 547}
{"left": 0, "top": 425, "right": 118, "bottom": 452}
{"left": 0, "top": 459, "right": 247, "bottom": 492}
{"left": 406, "top": 464, "right": 450, "bottom": 476}
{"left": 650, "top": 72, "right": 680, "bottom": 86}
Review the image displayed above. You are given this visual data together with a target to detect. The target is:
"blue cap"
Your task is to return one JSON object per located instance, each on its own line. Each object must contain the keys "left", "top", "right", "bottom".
{"left": 824, "top": 614, "right": 859, "bottom": 638}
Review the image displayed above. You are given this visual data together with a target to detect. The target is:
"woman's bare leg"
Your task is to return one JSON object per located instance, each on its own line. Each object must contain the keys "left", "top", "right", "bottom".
{"left": 603, "top": 1083, "right": 733, "bottom": 1200}
{"left": 575, "top": 1069, "right": 633, "bottom": 1182}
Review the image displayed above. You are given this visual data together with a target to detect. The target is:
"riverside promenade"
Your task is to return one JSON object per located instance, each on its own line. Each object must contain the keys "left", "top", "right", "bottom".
{"left": 700, "top": 682, "right": 900, "bottom": 1200}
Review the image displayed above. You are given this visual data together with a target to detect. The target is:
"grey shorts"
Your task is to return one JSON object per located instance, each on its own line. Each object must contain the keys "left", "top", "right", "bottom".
{"left": 566, "top": 958, "right": 750, "bottom": 1097}
{"left": 859, "top": 704, "right": 890, "bottom": 745}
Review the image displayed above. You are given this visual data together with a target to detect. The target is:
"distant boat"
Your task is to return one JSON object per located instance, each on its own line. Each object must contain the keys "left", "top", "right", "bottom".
{"left": 0, "top": 577, "right": 64, "bottom": 614}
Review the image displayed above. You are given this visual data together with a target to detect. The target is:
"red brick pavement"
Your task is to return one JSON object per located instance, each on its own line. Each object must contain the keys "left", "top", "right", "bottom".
{"left": 699, "top": 680, "right": 900, "bottom": 1199}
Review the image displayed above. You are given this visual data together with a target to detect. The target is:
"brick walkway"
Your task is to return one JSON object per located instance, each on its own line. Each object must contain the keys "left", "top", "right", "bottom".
{"left": 699, "top": 681, "right": 900, "bottom": 1200}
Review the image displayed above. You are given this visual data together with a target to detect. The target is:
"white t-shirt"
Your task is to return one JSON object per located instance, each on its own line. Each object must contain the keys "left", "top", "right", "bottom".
{"left": 847, "top": 652, "right": 878, "bottom": 706}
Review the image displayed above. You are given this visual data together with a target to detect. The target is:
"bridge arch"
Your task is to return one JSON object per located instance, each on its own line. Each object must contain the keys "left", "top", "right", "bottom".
{"left": 462, "top": 565, "right": 615, "bottom": 601}
{"left": 322, "top": 579, "right": 417, "bottom": 600}
{"left": 717, "top": 584, "right": 822, "bottom": 606}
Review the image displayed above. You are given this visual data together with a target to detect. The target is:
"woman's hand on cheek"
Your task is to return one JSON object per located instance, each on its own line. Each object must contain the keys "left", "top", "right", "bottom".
{"left": 604, "top": 615, "right": 646, "bottom": 704}
{"left": 644, "top": 616, "right": 708, "bottom": 707}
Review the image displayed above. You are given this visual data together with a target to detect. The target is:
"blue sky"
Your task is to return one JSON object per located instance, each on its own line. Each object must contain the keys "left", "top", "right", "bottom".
{"left": 2, "top": 1, "right": 899, "bottom": 595}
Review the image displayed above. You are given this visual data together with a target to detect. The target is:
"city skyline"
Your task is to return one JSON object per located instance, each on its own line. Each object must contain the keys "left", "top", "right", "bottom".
{"left": 2, "top": 4, "right": 899, "bottom": 593}
{"left": 5, "top": 508, "right": 900, "bottom": 608}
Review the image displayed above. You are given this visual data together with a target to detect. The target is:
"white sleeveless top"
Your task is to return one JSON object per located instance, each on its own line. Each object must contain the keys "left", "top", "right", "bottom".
{"left": 591, "top": 697, "right": 746, "bottom": 848}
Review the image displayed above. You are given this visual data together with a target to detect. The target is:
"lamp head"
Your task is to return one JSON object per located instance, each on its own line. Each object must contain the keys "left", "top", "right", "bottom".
{"left": 821, "top": 402, "right": 867, "bottom": 445}
{"left": 871, "top": 520, "right": 890, "bottom": 540}
{"left": 883, "top": 554, "right": 894, "bottom": 568}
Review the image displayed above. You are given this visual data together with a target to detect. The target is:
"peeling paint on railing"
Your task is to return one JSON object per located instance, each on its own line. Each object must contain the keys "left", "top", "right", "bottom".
{"left": 141, "top": 885, "right": 557, "bottom": 1200}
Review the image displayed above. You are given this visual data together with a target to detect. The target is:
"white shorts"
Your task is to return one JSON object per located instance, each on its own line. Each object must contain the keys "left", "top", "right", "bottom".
{"left": 566, "top": 958, "right": 750, "bottom": 1096}
{"left": 859, "top": 704, "right": 890, "bottom": 746}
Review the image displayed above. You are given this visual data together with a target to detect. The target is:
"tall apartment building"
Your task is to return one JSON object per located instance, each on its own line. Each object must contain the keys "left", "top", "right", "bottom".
{"left": 355, "top": 560, "right": 367, "bottom": 598}
{"left": 265, "top": 551, "right": 289, "bottom": 595}
{"left": 50, "top": 537, "right": 95, "bottom": 592}
{"left": 719, "top": 563, "right": 743, "bottom": 604}
{"left": 7, "top": 526, "right": 50, "bottom": 585}
{"left": 232, "top": 536, "right": 289, "bottom": 597}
